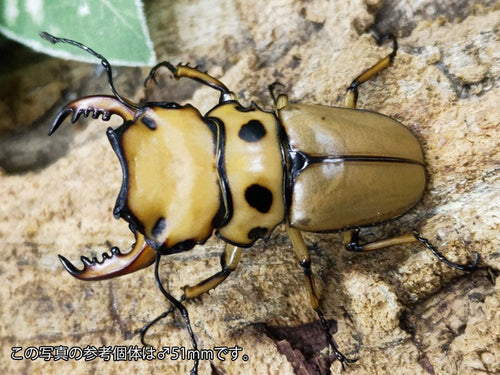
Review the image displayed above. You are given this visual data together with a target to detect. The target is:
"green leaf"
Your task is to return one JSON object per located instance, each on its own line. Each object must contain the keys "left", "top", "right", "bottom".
{"left": 0, "top": 0, "right": 156, "bottom": 66}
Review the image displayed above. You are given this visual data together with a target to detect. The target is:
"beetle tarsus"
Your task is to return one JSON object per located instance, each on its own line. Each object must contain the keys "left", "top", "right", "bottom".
{"left": 344, "top": 228, "right": 363, "bottom": 252}
{"left": 316, "top": 308, "right": 357, "bottom": 365}
{"left": 144, "top": 61, "right": 177, "bottom": 87}
{"left": 345, "top": 242, "right": 364, "bottom": 252}
{"left": 139, "top": 294, "right": 189, "bottom": 347}
{"left": 268, "top": 81, "right": 285, "bottom": 103}
{"left": 369, "top": 30, "right": 398, "bottom": 61}
{"left": 343, "top": 31, "right": 398, "bottom": 108}
{"left": 139, "top": 305, "right": 176, "bottom": 346}
{"left": 414, "top": 233, "right": 480, "bottom": 271}
{"left": 153, "top": 252, "right": 199, "bottom": 374}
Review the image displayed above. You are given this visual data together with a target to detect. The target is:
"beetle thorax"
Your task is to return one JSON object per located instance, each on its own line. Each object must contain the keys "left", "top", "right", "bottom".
{"left": 206, "top": 101, "right": 286, "bottom": 246}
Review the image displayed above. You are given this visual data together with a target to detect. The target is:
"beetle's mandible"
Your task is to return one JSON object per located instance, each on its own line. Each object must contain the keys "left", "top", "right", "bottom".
{"left": 41, "top": 31, "right": 479, "bottom": 372}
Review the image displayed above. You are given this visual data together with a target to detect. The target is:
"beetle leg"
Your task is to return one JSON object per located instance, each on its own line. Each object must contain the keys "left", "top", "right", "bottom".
{"left": 286, "top": 224, "right": 320, "bottom": 308}
{"left": 152, "top": 251, "right": 199, "bottom": 375}
{"left": 342, "top": 32, "right": 398, "bottom": 109}
{"left": 343, "top": 229, "right": 480, "bottom": 271}
{"left": 268, "top": 82, "right": 289, "bottom": 110}
{"left": 140, "top": 244, "right": 242, "bottom": 362}
{"left": 144, "top": 61, "right": 236, "bottom": 103}
{"left": 286, "top": 223, "right": 356, "bottom": 364}
{"left": 183, "top": 244, "right": 243, "bottom": 299}
{"left": 342, "top": 228, "right": 417, "bottom": 252}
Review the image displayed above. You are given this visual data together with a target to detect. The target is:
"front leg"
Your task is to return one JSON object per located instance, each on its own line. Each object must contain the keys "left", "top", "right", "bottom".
{"left": 342, "top": 229, "right": 479, "bottom": 271}
{"left": 145, "top": 61, "right": 236, "bottom": 103}
{"left": 140, "top": 244, "right": 242, "bottom": 352}
{"left": 184, "top": 243, "right": 243, "bottom": 299}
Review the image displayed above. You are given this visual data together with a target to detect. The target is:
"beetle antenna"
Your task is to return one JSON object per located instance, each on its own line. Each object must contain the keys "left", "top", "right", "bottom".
{"left": 40, "top": 32, "right": 140, "bottom": 110}
{"left": 152, "top": 251, "right": 199, "bottom": 374}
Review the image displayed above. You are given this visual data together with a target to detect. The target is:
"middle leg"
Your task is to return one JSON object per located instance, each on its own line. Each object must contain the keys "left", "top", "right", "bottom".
{"left": 140, "top": 244, "right": 242, "bottom": 346}
{"left": 286, "top": 223, "right": 356, "bottom": 364}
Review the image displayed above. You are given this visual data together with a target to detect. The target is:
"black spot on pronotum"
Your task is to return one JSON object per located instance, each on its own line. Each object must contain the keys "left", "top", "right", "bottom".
{"left": 238, "top": 120, "right": 266, "bottom": 142}
{"left": 245, "top": 184, "right": 273, "bottom": 213}
{"left": 248, "top": 227, "right": 268, "bottom": 240}
{"left": 141, "top": 116, "right": 157, "bottom": 130}
{"left": 152, "top": 217, "right": 166, "bottom": 238}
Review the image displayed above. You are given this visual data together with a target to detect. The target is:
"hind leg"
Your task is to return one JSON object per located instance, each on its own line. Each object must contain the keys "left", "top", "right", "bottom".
{"left": 342, "top": 229, "right": 479, "bottom": 271}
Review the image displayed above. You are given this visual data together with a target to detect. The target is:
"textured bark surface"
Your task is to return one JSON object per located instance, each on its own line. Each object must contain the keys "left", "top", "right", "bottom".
{"left": 1, "top": 1, "right": 499, "bottom": 374}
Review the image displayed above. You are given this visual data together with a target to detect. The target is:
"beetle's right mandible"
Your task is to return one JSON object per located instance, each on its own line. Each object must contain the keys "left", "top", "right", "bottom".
{"left": 48, "top": 95, "right": 136, "bottom": 135}
{"left": 50, "top": 95, "right": 159, "bottom": 280}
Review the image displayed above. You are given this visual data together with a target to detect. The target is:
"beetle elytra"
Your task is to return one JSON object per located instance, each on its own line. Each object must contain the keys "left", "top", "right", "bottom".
{"left": 42, "top": 31, "right": 479, "bottom": 373}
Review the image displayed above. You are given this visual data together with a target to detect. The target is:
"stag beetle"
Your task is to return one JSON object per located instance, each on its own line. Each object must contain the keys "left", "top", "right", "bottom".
{"left": 41, "top": 31, "right": 479, "bottom": 373}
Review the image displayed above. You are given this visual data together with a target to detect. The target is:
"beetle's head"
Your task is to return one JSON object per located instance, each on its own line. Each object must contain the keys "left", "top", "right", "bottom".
{"left": 43, "top": 32, "right": 224, "bottom": 281}
{"left": 51, "top": 96, "right": 223, "bottom": 280}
